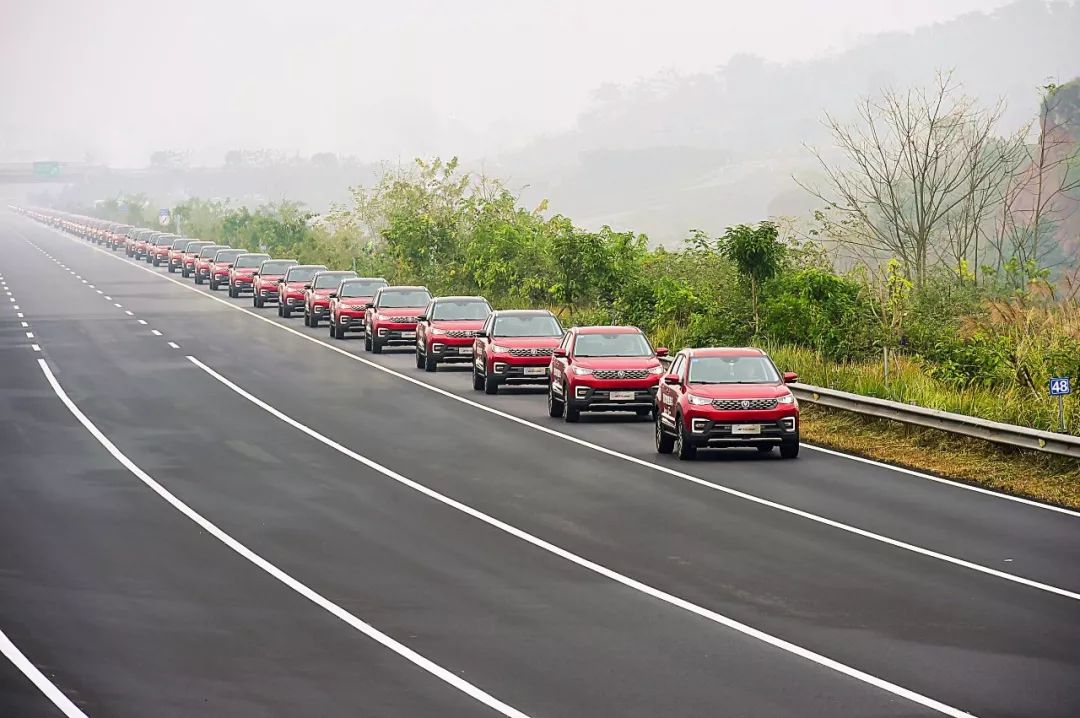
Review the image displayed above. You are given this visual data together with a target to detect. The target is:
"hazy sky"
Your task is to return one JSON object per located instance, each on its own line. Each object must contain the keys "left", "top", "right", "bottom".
{"left": 1, "top": 0, "right": 1017, "bottom": 166}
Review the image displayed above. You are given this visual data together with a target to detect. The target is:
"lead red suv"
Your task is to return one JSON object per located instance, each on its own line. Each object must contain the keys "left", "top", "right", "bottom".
{"left": 655, "top": 348, "right": 800, "bottom": 460}
{"left": 414, "top": 296, "right": 492, "bottom": 372}
{"left": 252, "top": 259, "right": 298, "bottom": 307}
{"left": 328, "top": 277, "right": 387, "bottom": 338}
{"left": 364, "top": 286, "right": 432, "bottom": 354}
{"left": 304, "top": 270, "right": 357, "bottom": 327}
{"left": 227, "top": 252, "right": 271, "bottom": 297}
{"left": 471, "top": 310, "right": 564, "bottom": 393}
{"left": 547, "top": 326, "right": 667, "bottom": 423}
{"left": 277, "top": 265, "right": 327, "bottom": 318}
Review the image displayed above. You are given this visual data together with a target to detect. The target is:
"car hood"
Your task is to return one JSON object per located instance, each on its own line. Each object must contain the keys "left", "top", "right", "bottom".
{"left": 232, "top": 268, "right": 257, "bottom": 275}
{"left": 572, "top": 356, "right": 661, "bottom": 371}
{"left": 312, "top": 288, "right": 336, "bottom": 297}
{"left": 259, "top": 274, "right": 285, "bottom": 281}
{"left": 684, "top": 383, "right": 791, "bottom": 400}
{"left": 489, "top": 336, "right": 562, "bottom": 349}
{"left": 336, "top": 296, "right": 373, "bottom": 308}
{"left": 431, "top": 319, "right": 485, "bottom": 331}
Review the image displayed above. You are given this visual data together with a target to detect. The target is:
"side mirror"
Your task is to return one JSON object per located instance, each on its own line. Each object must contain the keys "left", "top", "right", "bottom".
{"left": 328, "top": 292, "right": 337, "bottom": 298}
{"left": 783, "top": 372, "right": 799, "bottom": 384}
{"left": 303, "top": 283, "right": 312, "bottom": 290}
{"left": 364, "top": 302, "right": 374, "bottom": 309}
{"left": 415, "top": 314, "right": 427, "bottom": 322}
{"left": 663, "top": 374, "right": 681, "bottom": 386}
{"left": 227, "top": 263, "right": 234, "bottom": 268}
{"left": 655, "top": 347, "right": 669, "bottom": 357}
{"left": 553, "top": 348, "right": 568, "bottom": 358}
{"left": 252, "top": 272, "right": 259, "bottom": 277}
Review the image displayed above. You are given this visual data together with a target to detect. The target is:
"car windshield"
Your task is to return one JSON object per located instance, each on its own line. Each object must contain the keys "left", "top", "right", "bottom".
{"left": 185, "top": 243, "right": 210, "bottom": 254}
{"left": 378, "top": 290, "right": 431, "bottom": 308}
{"left": 340, "top": 280, "right": 387, "bottom": 297}
{"left": 155, "top": 236, "right": 175, "bottom": 245}
{"left": 314, "top": 273, "right": 355, "bottom": 289}
{"left": 170, "top": 239, "right": 188, "bottom": 249}
{"left": 260, "top": 260, "right": 296, "bottom": 274}
{"left": 285, "top": 266, "right": 324, "bottom": 282}
{"left": 494, "top": 314, "right": 563, "bottom": 337}
{"left": 432, "top": 300, "right": 491, "bottom": 320}
{"left": 198, "top": 246, "right": 223, "bottom": 258}
{"left": 234, "top": 254, "right": 269, "bottom": 269}
{"left": 214, "top": 250, "right": 244, "bottom": 263}
{"left": 688, "top": 356, "right": 780, "bottom": 384}
{"left": 574, "top": 332, "right": 652, "bottom": 357}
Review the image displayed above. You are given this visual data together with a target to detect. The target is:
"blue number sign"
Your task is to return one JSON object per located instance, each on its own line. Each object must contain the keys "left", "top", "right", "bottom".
{"left": 1049, "top": 377, "right": 1072, "bottom": 396}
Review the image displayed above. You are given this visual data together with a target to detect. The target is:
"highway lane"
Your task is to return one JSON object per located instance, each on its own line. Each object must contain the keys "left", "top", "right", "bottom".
{"left": 7, "top": 213, "right": 1080, "bottom": 716}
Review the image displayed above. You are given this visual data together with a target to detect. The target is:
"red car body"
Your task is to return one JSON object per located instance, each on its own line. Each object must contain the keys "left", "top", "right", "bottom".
{"left": 166, "top": 238, "right": 196, "bottom": 272}
{"left": 547, "top": 326, "right": 668, "bottom": 423}
{"left": 192, "top": 245, "right": 228, "bottom": 284}
{"left": 363, "top": 286, "right": 432, "bottom": 354}
{"left": 180, "top": 242, "right": 214, "bottom": 278}
{"left": 207, "top": 248, "right": 246, "bottom": 290}
{"left": 277, "top": 265, "right": 327, "bottom": 318}
{"left": 107, "top": 225, "right": 132, "bottom": 251}
{"left": 327, "top": 277, "right": 388, "bottom": 338}
{"left": 471, "top": 309, "right": 564, "bottom": 394}
{"left": 251, "top": 259, "right": 299, "bottom": 307}
{"left": 303, "top": 270, "right": 357, "bottom": 327}
{"left": 226, "top": 253, "right": 271, "bottom": 297}
{"left": 148, "top": 234, "right": 179, "bottom": 265}
{"left": 414, "top": 296, "right": 492, "bottom": 372}
{"left": 132, "top": 230, "right": 160, "bottom": 259}
{"left": 654, "top": 347, "right": 800, "bottom": 459}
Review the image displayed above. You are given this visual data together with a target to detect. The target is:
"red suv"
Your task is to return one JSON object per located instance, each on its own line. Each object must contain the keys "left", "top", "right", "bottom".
{"left": 207, "top": 248, "right": 245, "bottom": 290}
{"left": 148, "top": 234, "right": 180, "bottom": 265}
{"left": 227, "top": 252, "right": 271, "bottom": 297}
{"left": 252, "top": 259, "right": 298, "bottom": 307}
{"left": 414, "top": 296, "right": 492, "bottom": 372}
{"left": 277, "top": 265, "right": 327, "bottom": 318}
{"left": 180, "top": 241, "right": 214, "bottom": 278}
{"left": 547, "top": 326, "right": 667, "bottom": 423}
{"left": 166, "top": 238, "right": 197, "bottom": 272}
{"left": 304, "top": 270, "right": 358, "bottom": 327}
{"left": 106, "top": 224, "right": 132, "bottom": 251}
{"left": 364, "top": 286, "right": 432, "bottom": 354}
{"left": 655, "top": 348, "right": 800, "bottom": 460}
{"left": 471, "top": 310, "right": 564, "bottom": 394}
{"left": 193, "top": 245, "right": 229, "bottom": 284}
{"left": 328, "top": 277, "right": 387, "bottom": 338}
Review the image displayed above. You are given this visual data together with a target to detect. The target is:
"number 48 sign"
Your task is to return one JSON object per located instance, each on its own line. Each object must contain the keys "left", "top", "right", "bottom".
{"left": 1049, "top": 377, "right": 1072, "bottom": 433}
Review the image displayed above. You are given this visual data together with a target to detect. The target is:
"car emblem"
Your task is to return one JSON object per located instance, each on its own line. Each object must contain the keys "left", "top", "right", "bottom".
{"left": 617, "top": 370, "right": 626, "bottom": 378}
{"left": 741, "top": 400, "right": 750, "bottom": 409}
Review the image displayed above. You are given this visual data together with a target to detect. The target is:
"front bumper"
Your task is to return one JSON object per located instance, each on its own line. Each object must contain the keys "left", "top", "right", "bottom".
{"left": 683, "top": 414, "right": 799, "bottom": 446}
{"left": 334, "top": 313, "right": 366, "bottom": 332}
{"left": 568, "top": 384, "right": 658, "bottom": 411}
{"left": 488, "top": 357, "right": 550, "bottom": 384}
{"left": 427, "top": 338, "right": 476, "bottom": 363}
{"left": 231, "top": 277, "right": 255, "bottom": 293}
{"left": 375, "top": 325, "right": 417, "bottom": 345}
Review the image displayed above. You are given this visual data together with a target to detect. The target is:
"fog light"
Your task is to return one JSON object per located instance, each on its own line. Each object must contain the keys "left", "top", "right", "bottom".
{"left": 340, "top": 316, "right": 349, "bottom": 324}
{"left": 493, "top": 362, "right": 507, "bottom": 374}
{"left": 378, "top": 328, "right": 389, "bottom": 336}
{"left": 782, "top": 417, "right": 796, "bottom": 432}
{"left": 692, "top": 418, "right": 708, "bottom": 434}
{"left": 433, "top": 343, "right": 445, "bottom": 353}
{"left": 575, "top": 386, "right": 589, "bottom": 399}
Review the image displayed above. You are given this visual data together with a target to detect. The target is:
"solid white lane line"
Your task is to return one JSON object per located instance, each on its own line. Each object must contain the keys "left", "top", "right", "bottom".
{"left": 88, "top": 285, "right": 95, "bottom": 289}
{"left": 16, "top": 313, "right": 23, "bottom": 318}
{"left": 113, "top": 303, "right": 122, "bottom": 308}
{"left": 167, "top": 341, "right": 180, "bottom": 349}
{"left": 96, "top": 290, "right": 103, "bottom": 294}
{"left": 0, "top": 627, "right": 88, "bottom": 718}
{"left": 151, "top": 330, "right": 162, "bottom": 336}
{"left": 187, "top": 354, "right": 975, "bottom": 718}
{"left": 35, "top": 358, "right": 530, "bottom": 718}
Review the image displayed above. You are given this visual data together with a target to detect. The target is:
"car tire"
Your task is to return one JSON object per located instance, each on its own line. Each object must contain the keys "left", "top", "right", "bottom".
{"left": 152, "top": 258, "right": 160, "bottom": 267}
{"left": 254, "top": 295, "right": 263, "bottom": 308}
{"left": 547, "top": 384, "right": 563, "bottom": 417}
{"left": 424, "top": 350, "right": 437, "bottom": 372}
{"left": 372, "top": 337, "right": 383, "bottom": 354}
{"left": 303, "top": 311, "right": 310, "bottom": 326}
{"left": 364, "top": 332, "right": 372, "bottom": 351}
{"left": 564, "top": 400, "right": 580, "bottom": 423}
{"left": 333, "top": 323, "right": 345, "bottom": 339}
{"left": 779, "top": 436, "right": 800, "bottom": 459}
{"left": 655, "top": 415, "right": 675, "bottom": 454}
{"left": 415, "top": 347, "right": 424, "bottom": 369}
{"left": 472, "top": 365, "right": 485, "bottom": 391}
{"left": 167, "top": 265, "right": 175, "bottom": 273}
{"left": 209, "top": 278, "right": 218, "bottom": 290}
{"left": 675, "top": 417, "right": 697, "bottom": 460}
{"left": 194, "top": 274, "right": 203, "bottom": 285}
{"left": 282, "top": 305, "right": 292, "bottom": 318}
{"left": 484, "top": 373, "right": 499, "bottom": 395}
{"left": 181, "top": 268, "right": 189, "bottom": 278}
{"left": 310, "top": 312, "right": 320, "bottom": 328}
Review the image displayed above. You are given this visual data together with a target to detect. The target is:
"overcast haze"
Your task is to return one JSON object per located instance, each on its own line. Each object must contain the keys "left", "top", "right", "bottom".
{"left": 2, "top": 0, "right": 1019, "bottom": 166}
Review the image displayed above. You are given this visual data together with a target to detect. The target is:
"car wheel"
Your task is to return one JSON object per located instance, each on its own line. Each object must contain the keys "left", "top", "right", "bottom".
{"left": 310, "top": 313, "right": 320, "bottom": 328}
{"left": 282, "top": 304, "right": 292, "bottom": 318}
{"left": 563, "top": 385, "right": 580, "bottom": 423}
{"left": 254, "top": 295, "right": 262, "bottom": 308}
{"left": 472, "top": 365, "right": 485, "bottom": 391}
{"left": 756, "top": 444, "right": 774, "bottom": 454}
{"left": 424, "top": 350, "right": 437, "bottom": 372}
{"left": 655, "top": 415, "right": 675, "bottom": 454}
{"left": 194, "top": 274, "right": 202, "bottom": 285}
{"left": 483, "top": 372, "right": 499, "bottom": 394}
{"left": 779, "top": 436, "right": 800, "bottom": 459}
{"left": 675, "top": 417, "right": 697, "bottom": 460}
{"left": 547, "top": 384, "right": 563, "bottom": 417}
{"left": 364, "top": 332, "right": 372, "bottom": 351}
{"left": 333, "top": 323, "right": 345, "bottom": 339}
{"left": 415, "top": 346, "right": 424, "bottom": 369}
{"left": 303, "top": 311, "right": 311, "bottom": 326}
{"left": 371, "top": 337, "right": 383, "bottom": 354}
{"left": 167, "top": 265, "right": 175, "bottom": 273}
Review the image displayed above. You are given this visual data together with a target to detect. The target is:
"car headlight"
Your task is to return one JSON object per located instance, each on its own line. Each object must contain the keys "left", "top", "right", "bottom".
{"left": 777, "top": 394, "right": 797, "bottom": 405}
{"left": 431, "top": 327, "right": 448, "bottom": 335}
{"left": 688, "top": 394, "right": 712, "bottom": 405}
{"left": 489, "top": 344, "right": 509, "bottom": 354}
{"left": 647, "top": 365, "right": 665, "bottom": 374}
{"left": 571, "top": 365, "right": 594, "bottom": 375}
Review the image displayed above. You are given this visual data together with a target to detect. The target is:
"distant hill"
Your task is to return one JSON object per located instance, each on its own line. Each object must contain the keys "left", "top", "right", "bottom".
{"left": 489, "top": 0, "right": 1080, "bottom": 245}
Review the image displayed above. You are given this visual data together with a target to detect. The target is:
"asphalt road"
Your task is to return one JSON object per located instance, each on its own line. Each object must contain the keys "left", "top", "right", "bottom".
{"left": 1, "top": 211, "right": 1078, "bottom": 718}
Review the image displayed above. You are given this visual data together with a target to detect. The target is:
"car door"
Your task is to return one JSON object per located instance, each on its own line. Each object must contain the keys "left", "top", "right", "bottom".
{"left": 551, "top": 331, "right": 574, "bottom": 388}
{"left": 659, "top": 352, "right": 687, "bottom": 421}
{"left": 417, "top": 300, "right": 435, "bottom": 350}
{"left": 474, "top": 313, "right": 494, "bottom": 367}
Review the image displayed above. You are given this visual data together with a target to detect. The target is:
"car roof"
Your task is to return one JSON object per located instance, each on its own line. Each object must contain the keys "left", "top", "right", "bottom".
{"left": 313, "top": 270, "right": 355, "bottom": 275}
{"left": 492, "top": 309, "right": 557, "bottom": 317}
{"left": 287, "top": 264, "right": 326, "bottom": 269}
{"left": 682, "top": 347, "right": 766, "bottom": 357}
{"left": 341, "top": 276, "right": 386, "bottom": 283}
{"left": 572, "top": 325, "right": 644, "bottom": 334}
{"left": 432, "top": 295, "right": 488, "bottom": 303}
{"left": 235, "top": 252, "right": 270, "bottom": 257}
{"left": 379, "top": 285, "right": 429, "bottom": 292}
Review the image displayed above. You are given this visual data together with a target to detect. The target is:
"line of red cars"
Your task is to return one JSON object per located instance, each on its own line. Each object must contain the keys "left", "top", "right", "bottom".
{"left": 17, "top": 207, "right": 802, "bottom": 460}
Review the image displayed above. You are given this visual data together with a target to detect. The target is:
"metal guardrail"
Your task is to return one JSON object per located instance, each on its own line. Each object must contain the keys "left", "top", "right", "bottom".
{"left": 657, "top": 356, "right": 1079, "bottom": 458}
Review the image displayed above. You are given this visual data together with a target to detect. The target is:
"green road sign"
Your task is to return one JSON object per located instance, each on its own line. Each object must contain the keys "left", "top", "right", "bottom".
{"left": 32, "top": 161, "right": 61, "bottom": 178}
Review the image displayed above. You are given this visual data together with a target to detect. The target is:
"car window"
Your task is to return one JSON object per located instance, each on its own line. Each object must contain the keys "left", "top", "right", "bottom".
{"left": 314, "top": 272, "right": 355, "bottom": 289}
{"left": 338, "top": 280, "right": 387, "bottom": 297}
{"left": 493, "top": 314, "right": 563, "bottom": 337}
{"left": 573, "top": 332, "right": 652, "bottom": 358}
{"left": 670, "top": 355, "right": 686, "bottom": 377}
{"left": 284, "top": 266, "right": 324, "bottom": 283}
{"left": 260, "top": 260, "right": 296, "bottom": 274}
{"left": 377, "top": 290, "right": 431, "bottom": 308}
{"left": 431, "top": 300, "right": 491, "bottom": 321}
{"left": 234, "top": 254, "right": 269, "bottom": 269}
{"left": 198, "top": 246, "right": 223, "bottom": 258}
{"left": 687, "top": 356, "right": 780, "bottom": 384}
{"left": 214, "top": 249, "right": 244, "bottom": 263}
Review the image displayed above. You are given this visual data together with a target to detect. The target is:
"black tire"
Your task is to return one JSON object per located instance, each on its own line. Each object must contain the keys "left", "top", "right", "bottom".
{"left": 333, "top": 323, "right": 345, "bottom": 339}
{"left": 415, "top": 347, "right": 424, "bottom": 369}
{"left": 152, "top": 258, "right": 160, "bottom": 267}
{"left": 282, "top": 304, "right": 292, "bottom": 318}
{"left": 182, "top": 268, "right": 190, "bottom": 278}
{"left": 547, "top": 383, "right": 563, "bottom": 417}
{"left": 303, "top": 311, "right": 310, "bottom": 326}
{"left": 254, "top": 295, "right": 263, "bottom": 308}
{"left": 424, "top": 350, "right": 437, "bottom": 372}
{"left": 779, "top": 436, "right": 800, "bottom": 459}
{"left": 484, "top": 373, "right": 499, "bottom": 395}
{"left": 167, "top": 265, "right": 175, "bottom": 273}
{"left": 655, "top": 415, "right": 675, "bottom": 454}
{"left": 756, "top": 444, "right": 774, "bottom": 454}
{"left": 675, "top": 417, "right": 697, "bottom": 460}
{"left": 564, "top": 400, "right": 580, "bottom": 423}
{"left": 209, "top": 278, "right": 218, "bottom": 291}
{"left": 364, "top": 332, "right": 373, "bottom": 351}
{"left": 371, "top": 337, "right": 383, "bottom": 354}
{"left": 472, "top": 365, "right": 485, "bottom": 391}
{"left": 194, "top": 274, "right": 203, "bottom": 285}
{"left": 310, "top": 314, "right": 319, "bottom": 328}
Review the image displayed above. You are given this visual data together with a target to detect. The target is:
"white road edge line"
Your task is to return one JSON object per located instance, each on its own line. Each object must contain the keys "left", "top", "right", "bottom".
{"left": 35, "top": 357, "right": 531, "bottom": 718}
{"left": 187, "top": 354, "right": 976, "bottom": 718}
{"left": 34, "top": 223, "right": 1080, "bottom": 593}
{"left": 0, "top": 627, "right": 89, "bottom": 718}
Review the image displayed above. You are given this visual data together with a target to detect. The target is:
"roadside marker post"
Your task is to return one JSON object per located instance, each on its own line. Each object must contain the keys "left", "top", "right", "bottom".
{"left": 1049, "top": 377, "right": 1072, "bottom": 433}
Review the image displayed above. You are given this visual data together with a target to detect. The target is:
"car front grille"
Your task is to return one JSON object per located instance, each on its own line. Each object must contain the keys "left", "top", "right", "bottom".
{"left": 593, "top": 369, "right": 651, "bottom": 380}
{"left": 386, "top": 315, "right": 418, "bottom": 323}
{"left": 445, "top": 330, "right": 477, "bottom": 338}
{"left": 711, "top": 398, "right": 779, "bottom": 411}
{"left": 508, "top": 347, "right": 554, "bottom": 357}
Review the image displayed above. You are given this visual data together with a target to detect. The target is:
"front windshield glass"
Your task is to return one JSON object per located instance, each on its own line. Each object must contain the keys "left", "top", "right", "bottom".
{"left": 171, "top": 239, "right": 188, "bottom": 249}
{"left": 185, "top": 243, "right": 209, "bottom": 254}
{"left": 155, "top": 236, "right": 175, "bottom": 245}
{"left": 234, "top": 254, "right": 270, "bottom": 269}
{"left": 198, "top": 246, "right": 223, "bottom": 258}
{"left": 574, "top": 332, "right": 652, "bottom": 358}
{"left": 432, "top": 300, "right": 491, "bottom": 321}
{"left": 340, "top": 280, "right": 387, "bottom": 298}
{"left": 285, "top": 266, "right": 324, "bottom": 283}
{"left": 494, "top": 314, "right": 563, "bottom": 337}
{"left": 214, "top": 250, "right": 244, "bottom": 263}
{"left": 378, "top": 290, "right": 431, "bottom": 308}
{"left": 260, "top": 260, "right": 296, "bottom": 275}
{"left": 314, "top": 272, "right": 355, "bottom": 289}
{"left": 688, "top": 356, "right": 780, "bottom": 384}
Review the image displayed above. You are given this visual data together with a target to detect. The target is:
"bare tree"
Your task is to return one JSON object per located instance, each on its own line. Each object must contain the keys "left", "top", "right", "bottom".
{"left": 800, "top": 72, "right": 1024, "bottom": 285}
